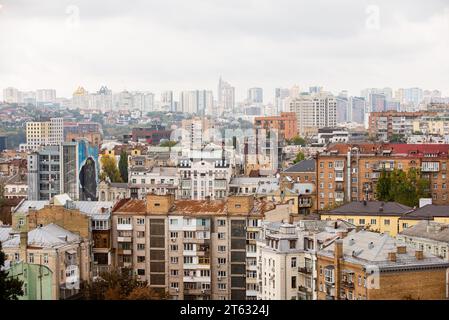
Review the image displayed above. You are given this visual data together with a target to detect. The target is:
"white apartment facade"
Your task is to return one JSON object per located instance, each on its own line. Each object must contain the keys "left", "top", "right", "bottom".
{"left": 21, "top": 118, "right": 64, "bottom": 151}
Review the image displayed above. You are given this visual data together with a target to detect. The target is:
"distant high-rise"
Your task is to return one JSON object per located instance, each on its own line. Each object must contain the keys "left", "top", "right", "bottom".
{"left": 161, "top": 91, "right": 174, "bottom": 112}
{"left": 289, "top": 91, "right": 337, "bottom": 136}
{"left": 309, "top": 86, "right": 323, "bottom": 94}
{"left": 217, "top": 77, "right": 235, "bottom": 115}
{"left": 72, "top": 86, "right": 90, "bottom": 110}
{"left": 349, "top": 96, "right": 365, "bottom": 124}
{"left": 3, "top": 87, "right": 20, "bottom": 103}
{"left": 36, "top": 89, "right": 57, "bottom": 104}
{"left": 274, "top": 88, "right": 290, "bottom": 114}
{"left": 179, "top": 90, "right": 213, "bottom": 115}
{"left": 89, "top": 86, "right": 112, "bottom": 113}
{"left": 336, "top": 94, "right": 349, "bottom": 123}
{"left": 247, "top": 87, "right": 263, "bottom": 104}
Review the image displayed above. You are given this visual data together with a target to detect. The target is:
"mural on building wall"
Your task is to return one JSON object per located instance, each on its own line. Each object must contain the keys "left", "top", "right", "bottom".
{"left": 78, "top": 139, "right": 99, "bottom": 200}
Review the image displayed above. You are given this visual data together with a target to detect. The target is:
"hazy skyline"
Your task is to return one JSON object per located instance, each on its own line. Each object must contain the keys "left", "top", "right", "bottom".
{"left": 1, "top": 0, "right": 449, "bottom": 102}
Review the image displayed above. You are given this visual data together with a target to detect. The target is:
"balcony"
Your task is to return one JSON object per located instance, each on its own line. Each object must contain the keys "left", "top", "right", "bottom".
{"left": 117, "top": 249, "right": 132, "bottom": 255}
{"left": 299, "top": 200, "right": 312, "bottom": 208}
{"left": 117, "top": 236, "right": 132, "bottom": 242}
{"left": 342, "top": 281, "right": 355, "bottom": 289}
{"left": 335, "top": 175, "right": 344, "bottom": 182}
{"left": 372, "top": 162, "right": 394, "bottom": 172}
{"left": 117, "top": 224, "right": 133, "bottom": 231}
{"left": 298, "top": 285, "right": 312, "bottom": 293}
{"left": 298, "top": 267, "right": 312, "bottom": 275}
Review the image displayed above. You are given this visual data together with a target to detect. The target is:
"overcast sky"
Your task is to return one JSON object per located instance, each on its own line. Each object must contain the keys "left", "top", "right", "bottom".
{"left": 1, "top": 0, "right": 449, "bottom": 102}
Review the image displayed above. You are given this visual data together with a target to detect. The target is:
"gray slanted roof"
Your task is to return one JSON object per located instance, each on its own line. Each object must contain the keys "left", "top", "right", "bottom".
{"left": 0, "top": 226, "right": 13, "bottom": 242}
{"left": 319, "top": 230, "right": 449, "bottom": 270}
{"left": 401, "top": 204, "right": 449, "bottom": 220}
{"left": 399, "top": 220, "right": 449, "bottom": 243}
{"left": 326, "top": 201, "right": 413, "bottom": 216}
{"left": 2, "top": 223, "right": 81, "bottom": 249}
{"left": 283, "top": 159, "right": 315, "bottom": 173}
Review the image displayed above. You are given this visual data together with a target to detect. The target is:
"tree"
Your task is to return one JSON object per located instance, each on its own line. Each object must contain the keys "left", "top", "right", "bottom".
{"left": 0, "top": 243, "right": 24, "bottom": 300}
{"left": 99, "top": 155, "right": 123, "bottom": 183}
{"left": 82, "top": 268, "right": 167, "bottom": 300}
{"left": 118, "top": 151, "right": 129, "bottom": 183}
{"left": 375, "top": 168, "right": 430, "bottom": 207}
{"left": 289, "top": 135, "right": 306, "bottom": 146}
{"left": 293, "top": 151, "right": 305, "bottom": 164}
{"left": 160, "top": 140, "right": 177, "bottom": 148}
{"left": 376, "top": 170, "right": 391, "bottom": 201}
{"left": 389, "top": 134, "right": 406, "bottom": 143}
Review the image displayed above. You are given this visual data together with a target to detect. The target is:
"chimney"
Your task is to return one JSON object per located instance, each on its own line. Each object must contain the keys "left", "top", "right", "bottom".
{"left": 334, "top": 240, "right": 343, "bottom": 300}
{"left": 334, "top": 240, "right": 344, "bottom": 261}
{"left": 19, "top": 231, "right": 28, "bottom": 262}
{"left": 388, "top": 252, "right": 396, "bottom": 262}
{"left": 397, "top": 245, "right": 407, "bottom": 254}
{"left": 415, "top": 250, "right": 424, "bottom": 260}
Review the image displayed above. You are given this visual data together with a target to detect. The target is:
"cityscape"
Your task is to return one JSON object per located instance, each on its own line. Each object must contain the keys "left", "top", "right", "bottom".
{"left": 1, "top": 0, "right": 449, "bottom": 307}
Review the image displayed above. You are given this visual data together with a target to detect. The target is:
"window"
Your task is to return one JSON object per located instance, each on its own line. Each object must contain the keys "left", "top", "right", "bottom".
{"left": 218, "top": 245, "right": 226, "bottom": 252}
{"left": 136, "top": 218, "right": 145, "bottom": 225}
{"left": 384, "top": 219, "right": 390, "bottom": 226}
{"left": 217, "top": 219, "right": 226, "bottom": 226}
{"left": 289, "top": 240, "right": 296, "bottom": 249}
{"left": 370, "top": 219, "right": 376, "bottom": 225}
{"left": 137, "top": 269, "right": 145, "bottom": 276}
{"left": 170, "top": 257, "right": 179, "bottom": 264}
{"left": 218, "top": 283, "right": 227, "bottom": 290}
{"left": 218, "top": 271, "right": 226, "bottom": 277}
{"left": 184, "top": 256, "right": 194, "bottom": 264}
{"left": 348, "top": 218, "right": 354, "bottom": 224}
{"left": 359, "top": 219, "right": 365, "bottom": 225}
{"left": 170, "top": 232, "right": 178, "bottom": 238}
{"left": 170, "top": 219, "right": 178, "bottom": 225}
{"left": 218, "top": 258, "right": 226, "bottom": 265}
{"left": 218, "top": 232, "right": 225, "bottom": 240}
{"left": 137, "top": 244, "right": 145, "bottom": 251}
{"left": 402, "top": 223, "right": 408, "bottom": 229}
{"left": 170, "top": 282, "right": 179, "bottom": 289}
{"left": 137, "top": 231, "right": 145, "bottom": 238}
{"left": 291, "top": 276, "right": 297, "bottom": 288}
{"left": 170, "top": 245, "right": 178, "bottom": 251}
{"left": 170, "top": 269, "right": 179, "bottom": 276}
{"left": 291, "top": 257, "right": 297, "bottom": 268}
{"left": 137, "top": 256, "right": 145, "bottom": 263}
{"left": 118, "top": 217, "right": 131, "bottom": 225}
{"left": 28, "top": 253, "right": 34, "bottom": 264}
{"left": 43, "top": 253, "right": 48, "bottom": 264}
{"left": 184, "top": 243, "right": 194, "bottom": 251}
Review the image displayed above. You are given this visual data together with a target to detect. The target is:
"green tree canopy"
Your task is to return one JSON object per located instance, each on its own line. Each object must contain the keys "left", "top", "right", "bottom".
{"left": 376, "top": 168, "right": 430, "bottom": 207}
{"left": 160, "top": 140, "right": 177, "bottom": 148}
{"left": 293, "top": 151, "right": 305, "bottom": 164}
{"left": 100, "top": 155, "right": 123, "bottom": 183}
{"left": 118, "top": 151, "right": 129, "bottom": 183}
{"left": 288, "top": 135, "right": 306, "bottom": 146}
{"left": 0, "top": 243, "right": 24, "bottom": 300}
{"left": 82, "top": 268, "right": 167, "bottom": 300}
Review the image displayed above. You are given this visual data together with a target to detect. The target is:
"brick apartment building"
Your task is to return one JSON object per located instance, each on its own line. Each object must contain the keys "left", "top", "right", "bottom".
{"left": 254, "top": 112, "right": 298, "bottom": 140}
{"left": 368, "top": 111, "right": 436, "bottom": 141}
{"left": 315, "top": 143, "right": 449, "bottom": 211}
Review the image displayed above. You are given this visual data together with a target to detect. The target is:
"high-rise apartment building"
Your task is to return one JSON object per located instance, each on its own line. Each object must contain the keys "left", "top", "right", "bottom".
{"left": 3, "top": 87, "right": 20, "bottom": 103}
{"left": 89, "top": 86, "right": 113, "bottom": 113}
{"left": 111, "top": 194, "right": 264, "bottom": 300}
{"left": 275, "top": 88, "right": 290, "bottom": 114}
{"left": 179, "top": 90, "right": 213, "bottom": 115}
{"left": 289, "top": 92, "right": 337, "bottom": 137}
{"left": 348, "top": 97, "right": 365, "bottom": 124}
{"left": 161, "top": 91, "right": 175, "bottom": 112}
{"left": 36, "top": 89, "right": 57, "bottom": 104}
{"left": 21, "top": 117, "right": 64, "bottom": 151}
{"left": 27, "top": 140, "right": 99, "bottom": 201}
{"left": 217, "top": 77, "right": 235, "bottom": 115}
{"left": 72, "top": 86, "right": 90, "bottom": 110}
{"left": 247, "top": 88, "right": 263, "bottom": 104}
{"left": 254, "top": 112, "right": 298, "bottom": 140}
